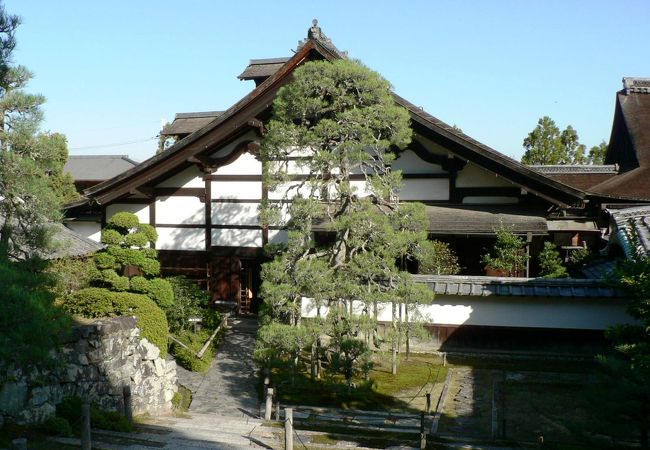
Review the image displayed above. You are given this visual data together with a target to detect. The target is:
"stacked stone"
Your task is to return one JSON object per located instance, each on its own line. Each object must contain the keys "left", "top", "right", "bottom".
{"left": 0, "top": 316, "right": 177, "bottom": 424}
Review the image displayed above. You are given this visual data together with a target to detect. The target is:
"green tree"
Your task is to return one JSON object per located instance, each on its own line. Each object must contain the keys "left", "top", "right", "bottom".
{"left": 0, "top": 5, "right": 77, "bottom": 260}
{"left": 0, "top": 257, "right": 71, "bottom": 369}
{"left": 588, "top": 140, "right": 608, "bottom": 164}
{"left": 482, "top": 226, "right": 529, "bottom": 277}
{"left": 92, "top": 212, "right": 173, "bottom": 309}
{"left": 597, "top": 256, "right": 650, "bottom": 447}
{"left": 521, "top": 116, "right": 587, "bottom": 165}
{"left": 260, "top": 59, "right": 435, "bottom": 379}
{"left": 538, "top": 241, "right": 568, "bottom": 278}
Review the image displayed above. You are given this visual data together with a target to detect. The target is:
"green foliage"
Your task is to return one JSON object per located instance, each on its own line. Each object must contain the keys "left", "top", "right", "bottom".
{"left": 0, "top": 257, "right": 71, "bottom": 368}
{"left": 567, "top": 247, "right": 593, "bottom": 272}
{"left": 597, "top": 256, "right": 650, "bottom": 446}
{"left": 482, "top": 226, "right": 529, "bottom": 276}
{"left": 417, "top": 239, "right": 460, "bottom": 275}
{"left": 0, "top": 8, "right": 77, "bottom": 260}
{"left": 169, "top": 329, "right": 216, "bottom": 373}
{"left": 45, "top": 257, "right": 95, "bottom": 298}
{"left": 166, "top": 276, "right": 208, "bottom": 332}
{"left": 130, "top": 276, "right": 174, "bottom": 309}
{"left": 521, "top": 116, "right": 587, "bottom": 165}
{"left": 260, "top": 58, "right": 433, "bottom": 379}
{"left": 165, "top": 276, "right": 221, "bottom": 333}
{"left": 64, "top": 288, "right": 168, "bottom": 357}
{"left": 38, "top": 416, "right": 72, "bottom": 437}
{"left": 89, "top": 212, "right": 173, "bottom": 321}
{"left": 90, "top": 407, "right": 133, "bottom": 432}
{"left": 538, "top": 241, "right": 568, "bottom": 278}
{"left": 588, "top": 140, "right": 608, "bottom": 165}
{"left": 56, "top": 396, "right": 133, "bottom": 433}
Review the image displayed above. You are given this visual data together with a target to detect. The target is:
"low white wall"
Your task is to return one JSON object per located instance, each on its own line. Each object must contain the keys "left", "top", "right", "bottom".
{"left": 301, "top": 295, "right": 632, "bottom": 331}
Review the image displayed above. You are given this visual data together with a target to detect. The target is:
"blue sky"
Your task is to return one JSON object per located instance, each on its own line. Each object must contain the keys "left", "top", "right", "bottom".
{"left": 4, "top": 0, "right": 650, "bottom": 162}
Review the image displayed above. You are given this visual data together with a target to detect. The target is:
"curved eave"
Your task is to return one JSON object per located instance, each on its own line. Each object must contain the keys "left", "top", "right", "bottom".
{"left": 396, "top": 94, "right": 586, "bottom": 208}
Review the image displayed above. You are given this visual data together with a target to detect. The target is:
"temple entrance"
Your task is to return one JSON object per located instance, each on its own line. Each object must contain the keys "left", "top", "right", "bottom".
{"left": 210, "top": 251, "right": 262, "bottom": 315}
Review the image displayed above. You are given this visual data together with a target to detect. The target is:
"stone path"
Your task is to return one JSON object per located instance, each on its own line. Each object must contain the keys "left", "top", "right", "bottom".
{"left": 189, "top": 316, "right": 260, "bottom": 417}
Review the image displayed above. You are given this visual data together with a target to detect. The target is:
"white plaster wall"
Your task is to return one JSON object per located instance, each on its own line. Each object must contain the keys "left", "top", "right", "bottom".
{"left": 156, "top": 227, "right": 205, "bottom": 250}
{"left": 211, "top": 228, "right": 263, "bottom": 247}
{"left": 302, "top": 296, "right": 632, "bottom": 331}
{"left": 399, "top": 179, "right": 449, "bottom": 201}
{"left": 393, "top": 149, "right": 446, "bottom": 174}
{"left": 155, "top": 165, "right": 204, "bottom": 188}
{"left": 214, "top": 152, "right": 262, "bottom": 175}
{"left": 268, "top": 229, "right": 289, "bottom": 244}
{"left": 456, "top": 164, "right": 515, "bottom": 188}
{"left": 106, "top": 204, "right": 150, "bottom": 225}
{"left": 155, "top": 196, "right": 205, "bottom": 224}
{"left": 66, "top": 222, "right": 102, "bottom": 243}
{"left": 212, "top": 202, "right": 260, "bottom": 225}
{"left": 212, "top": 181, "right": 262, "bottom": 200}
{"left": 463, "top": 196, "right": 519, "bottom": 205}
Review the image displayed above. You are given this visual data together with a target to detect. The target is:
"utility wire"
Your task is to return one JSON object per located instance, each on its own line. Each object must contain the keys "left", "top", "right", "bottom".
{"left": 69, "top": 136, "right": 157, "bottom": 150}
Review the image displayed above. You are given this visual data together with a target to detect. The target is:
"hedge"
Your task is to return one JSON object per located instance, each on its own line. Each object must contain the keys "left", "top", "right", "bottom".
{"left": 64, "top": 287, "right": 168, "bottom": 357}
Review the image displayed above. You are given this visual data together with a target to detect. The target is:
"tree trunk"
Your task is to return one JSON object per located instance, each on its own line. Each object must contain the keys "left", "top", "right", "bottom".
{"left": 391, "top": 301, "right": 397, "bottom": 375}
{"left": 405, "top": 304, "right": 410, "bottom": 360}
{"left": 397, "top": 302, "right": 402, "bottom": 357}
{"left": 310, "top": 341, "right": 317, "bottom": 380}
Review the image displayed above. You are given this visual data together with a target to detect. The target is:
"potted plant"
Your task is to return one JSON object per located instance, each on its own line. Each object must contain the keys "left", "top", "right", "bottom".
{"left": 482, "top": 226, "right": 529, "bottom": 277}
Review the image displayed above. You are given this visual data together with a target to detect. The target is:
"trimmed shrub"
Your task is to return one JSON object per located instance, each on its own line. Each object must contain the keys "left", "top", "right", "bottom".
{"left": 64, "top": 288, "right": 168, "bottom": 357}
{"left": 170, "top": 329, "right": 216, "bottom": 373}
{"left": 146, "top": 278, "right": 174, "bottom": 309}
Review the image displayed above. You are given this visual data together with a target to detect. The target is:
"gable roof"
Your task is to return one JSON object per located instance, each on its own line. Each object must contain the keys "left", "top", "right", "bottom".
{"left": 590, "top": 78, "right": 650, "bottom": 201}
{"left": 74, "top": 22, "right": 586, "bottom": 209}
{"left": 65, "top": 155, "right": 139, "bottom": 182}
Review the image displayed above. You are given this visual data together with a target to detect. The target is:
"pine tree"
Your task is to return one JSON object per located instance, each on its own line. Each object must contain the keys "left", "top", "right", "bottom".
{"left": 0, "top": 5, "right": 77, "bottom": 260}
{"left": 259, "top": 59, "right": 435, "bottom": 379}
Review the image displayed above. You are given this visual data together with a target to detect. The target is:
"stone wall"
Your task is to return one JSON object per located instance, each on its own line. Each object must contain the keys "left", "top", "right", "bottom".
{"left": 0, "top": 316, "right": 177, "bottom": 424}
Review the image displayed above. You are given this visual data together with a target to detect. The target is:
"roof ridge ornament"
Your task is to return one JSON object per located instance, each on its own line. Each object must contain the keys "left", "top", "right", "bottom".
{"left": 623, "top": 77, "right": 650, "bottom": 94}
{"left": 298, "top": 18, "right": 334, "bottom": 50}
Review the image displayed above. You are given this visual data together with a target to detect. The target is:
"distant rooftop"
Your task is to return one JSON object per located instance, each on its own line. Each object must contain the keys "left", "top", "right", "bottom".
{"left": 161, "top": 111, "right": 224, "bottom": 136}
{"left": 65, "top": 155, "right": 139, "bottom": 181}
{"left": 529, "top": 164, "right": 619, "bottom": 174}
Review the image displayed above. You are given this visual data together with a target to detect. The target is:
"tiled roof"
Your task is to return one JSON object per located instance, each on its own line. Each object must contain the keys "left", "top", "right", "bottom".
{"left": 529, "top": 165, "right": 619, "bottom": 174}
{"left": 424, "top": 205, "right": 548, "bottom": 235}
{"left": 45, "top": 223, "right": 104, "bottom": 260}
{"left": 238, "top": 57, "right": 290, "bottom": 81}
{"left": 609, "top": 206, "right": 650, "bottom": 259}
{"left": 65, "top": 155, "right": 139, "bottom": 182}
{"left": 161, "top": 111, "right": 224, "bottom": 136}
{"left": 413, "top": 275, "right": 624, "bottom": 298}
